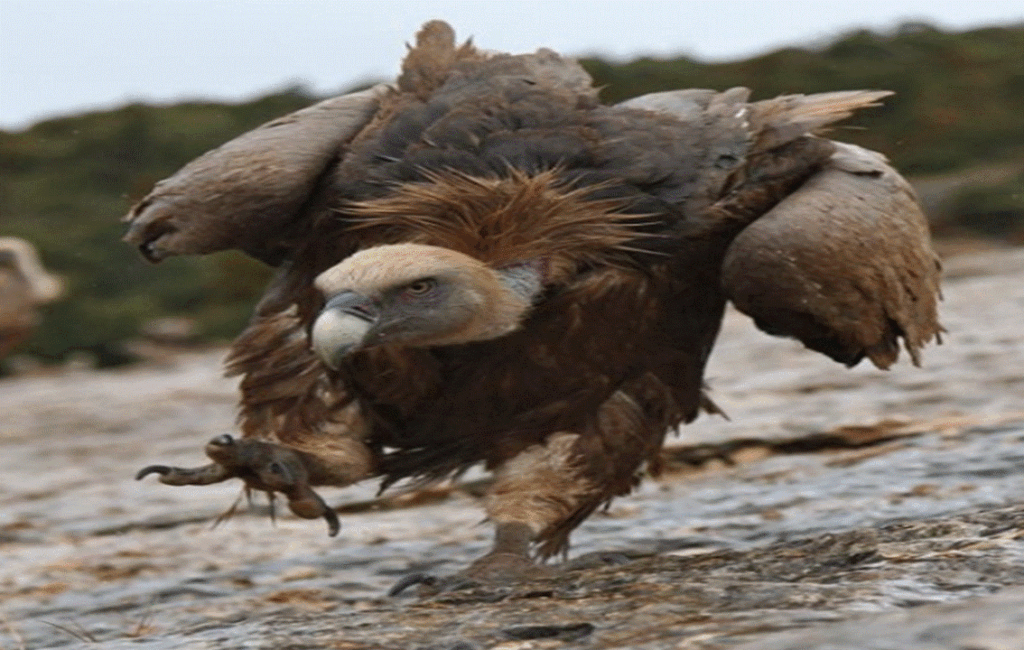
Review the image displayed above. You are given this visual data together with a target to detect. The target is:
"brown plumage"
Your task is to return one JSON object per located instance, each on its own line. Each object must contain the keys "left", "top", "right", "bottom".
{"left": 0, "top": 237, "right": 63, "bottom": 361}
{"left": 127, "top": 21, "right": 942, "bottom": 585}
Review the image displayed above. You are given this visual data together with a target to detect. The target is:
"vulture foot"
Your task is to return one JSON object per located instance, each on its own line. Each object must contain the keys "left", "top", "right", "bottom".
{"left": 388, "top": 551, "right": 558, "bottom": 597}
{"left": 136, "top": 434, "right": 340, "bottom": 536}
{"left": 390, "top": 522, "right": 566, "bottom": 597}
{"left": 387, "top": 551, "right": 634, "bottom": 597}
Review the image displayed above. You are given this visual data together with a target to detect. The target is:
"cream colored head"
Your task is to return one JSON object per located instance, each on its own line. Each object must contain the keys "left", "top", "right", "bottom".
{"left": 311, "top": 243, "right": 542, "bottom": 367}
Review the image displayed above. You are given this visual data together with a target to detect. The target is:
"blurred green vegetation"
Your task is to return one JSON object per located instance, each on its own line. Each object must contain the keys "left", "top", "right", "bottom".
{"left": 583, "top": 22, "right": 1024, "bottom": 175}
{"left": 2, "top": 88, "right": 314, "bottom": 366}
{"left": 2, "top": 24, "right": 1022, "bottom": 368}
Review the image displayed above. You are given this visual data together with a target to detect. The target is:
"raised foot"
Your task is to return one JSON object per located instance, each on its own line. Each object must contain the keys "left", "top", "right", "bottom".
{"left": 136, "top": 434, "right": 340, "bottom": 536}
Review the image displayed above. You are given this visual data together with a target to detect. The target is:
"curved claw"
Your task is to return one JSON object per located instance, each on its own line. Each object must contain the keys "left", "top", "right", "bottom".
{"left": 388, "top": 572, "right": 440, "bottom": 597}
{"left": 284, "top": 486, "right": 341, "bottom": 537}
{"left": 135, "top": 465, "right": 171, "bottom": 481}
{"left": 322, "top": 503, "right": 341, "bottom": 537}
{"left": 135, "top": 462, "right": 231, "bottom": 485}
{"left": 210, "top": 433, "right": 234, "bottom": 446}
{"left": 387, "top": 570, "right": 493, "bottom": 597}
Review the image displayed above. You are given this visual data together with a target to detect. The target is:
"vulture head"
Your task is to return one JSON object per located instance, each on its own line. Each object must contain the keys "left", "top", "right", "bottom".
{"left": 311, "top": 243, "right": 543, "bottom": 367}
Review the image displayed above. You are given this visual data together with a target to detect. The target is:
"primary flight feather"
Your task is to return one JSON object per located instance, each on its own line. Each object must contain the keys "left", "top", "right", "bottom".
{"left": 126, "top": 21, "right": 942, "bottom": 586}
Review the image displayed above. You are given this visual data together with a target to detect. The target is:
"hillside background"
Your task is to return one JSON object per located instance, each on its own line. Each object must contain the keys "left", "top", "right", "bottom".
{"left": 2, "top": 22, "right": 1022, "bottom": 368}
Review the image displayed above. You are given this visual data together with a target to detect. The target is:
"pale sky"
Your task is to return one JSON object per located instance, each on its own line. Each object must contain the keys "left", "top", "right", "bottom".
{"left": 1, "top": 0, "right": 1022, "bottom": 130}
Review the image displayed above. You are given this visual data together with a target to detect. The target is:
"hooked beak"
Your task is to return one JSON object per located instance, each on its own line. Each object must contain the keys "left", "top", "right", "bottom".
{"left": 310, "top": 291, "right": 380, "bottom": 368}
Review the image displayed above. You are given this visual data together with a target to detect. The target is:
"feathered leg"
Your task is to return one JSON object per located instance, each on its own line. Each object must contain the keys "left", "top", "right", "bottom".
{"left": 392, "top": 391, "right": 660, "bottom": 595}
{"left": 464, "top": 432, "right": 599, "bottom": 583}
{"left": 390, "top": 433, "right": 588, "bottom": 595}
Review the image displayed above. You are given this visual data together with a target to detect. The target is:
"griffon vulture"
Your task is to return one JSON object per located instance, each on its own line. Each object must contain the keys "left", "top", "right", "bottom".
{"left": 126, "top": 22, "right": 942, "bottom": 588}
{"left": 0, "top": 237, "right": 63, "bottom": 361}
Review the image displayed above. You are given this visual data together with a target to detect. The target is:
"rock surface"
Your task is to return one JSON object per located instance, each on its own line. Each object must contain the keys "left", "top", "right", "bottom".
{"left": 2, "top": 248, "right": 1024, "bottom": 649}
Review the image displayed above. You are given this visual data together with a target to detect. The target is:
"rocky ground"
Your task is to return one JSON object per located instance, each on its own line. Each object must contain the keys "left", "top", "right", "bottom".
{"left": 2, "top": 247, "right": 1024, "bottom": 650}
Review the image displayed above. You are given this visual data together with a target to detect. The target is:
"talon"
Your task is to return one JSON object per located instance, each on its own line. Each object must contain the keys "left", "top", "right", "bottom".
{"left": 387, "top": 571, "right": 483, "bottom": 597}
{"left": 322, "top": 507, "right": 340, "bottom": 537}
{"left": 209, "top": 434, "right": 234, "bottom": 447}
{"left": 286, "top": 486, "right": 340, "bottom": 537}
{"left": 134, "top": 461, "right": 232, "bottom": 486}
{"left": 388, "top": 572, "right": 438, "bottom": 597}
{"left": 135, "top": 465, "right": 171, "bottom": 480}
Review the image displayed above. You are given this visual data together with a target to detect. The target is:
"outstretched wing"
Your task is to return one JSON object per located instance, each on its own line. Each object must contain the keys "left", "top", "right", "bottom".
{"left": 121, "top": 20, "right": 595, "bottom": 270}
{"left": 720, "top": 142, "right": 943, "bottom": 368}
{"left": 620, "top": 88, "right": 942, "bottom": 369}
{"left": 122, "top": 85, "right": 390, "bottom": 265}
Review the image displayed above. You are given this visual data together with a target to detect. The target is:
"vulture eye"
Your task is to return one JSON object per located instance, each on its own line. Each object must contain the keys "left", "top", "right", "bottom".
{"left": 404, "top": 278, "right": 437, "bottom": 297}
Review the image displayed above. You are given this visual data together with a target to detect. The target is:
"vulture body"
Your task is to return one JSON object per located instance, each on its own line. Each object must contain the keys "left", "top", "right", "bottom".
{"left": 0, "top": 237, "right": 63, "bottom": 361}
{"left": 127, "top": 22, "right": 942, "bottom": 583}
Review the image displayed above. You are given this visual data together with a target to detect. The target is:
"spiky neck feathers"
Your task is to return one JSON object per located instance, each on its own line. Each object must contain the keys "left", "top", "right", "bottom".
{"left": 310, "top": 170, "right": 649, "bottom": 365}
{"left": 340, "top": 169, "right": 644, "bottom": 286}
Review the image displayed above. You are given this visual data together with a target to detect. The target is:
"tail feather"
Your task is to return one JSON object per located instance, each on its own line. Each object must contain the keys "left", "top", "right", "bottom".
{"left": 750, "top": 90, "right": 893, "bottom": 150}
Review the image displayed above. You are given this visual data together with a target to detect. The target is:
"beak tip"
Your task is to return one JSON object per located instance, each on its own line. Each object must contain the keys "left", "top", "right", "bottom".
{"left": 319, "top": 344, "right": 352, "bottom": 370}
{"left": 311, "top": 306, "right": 373, "bottom": 368}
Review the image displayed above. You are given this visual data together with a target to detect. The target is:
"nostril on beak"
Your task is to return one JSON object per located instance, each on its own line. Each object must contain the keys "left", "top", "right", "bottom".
{"left": 348, "top": 303, "right": 377, "bottom": 320}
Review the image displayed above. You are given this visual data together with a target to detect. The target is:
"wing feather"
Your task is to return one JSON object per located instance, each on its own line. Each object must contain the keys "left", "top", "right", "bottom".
{"left": 745, "top": 90, "right": 893, "bottom": 151}
{"left": 721, "top": 143, "right": 943, "bottom": 368}
{"left": 123, "top": 85, "right": 390, "bottom": 264}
